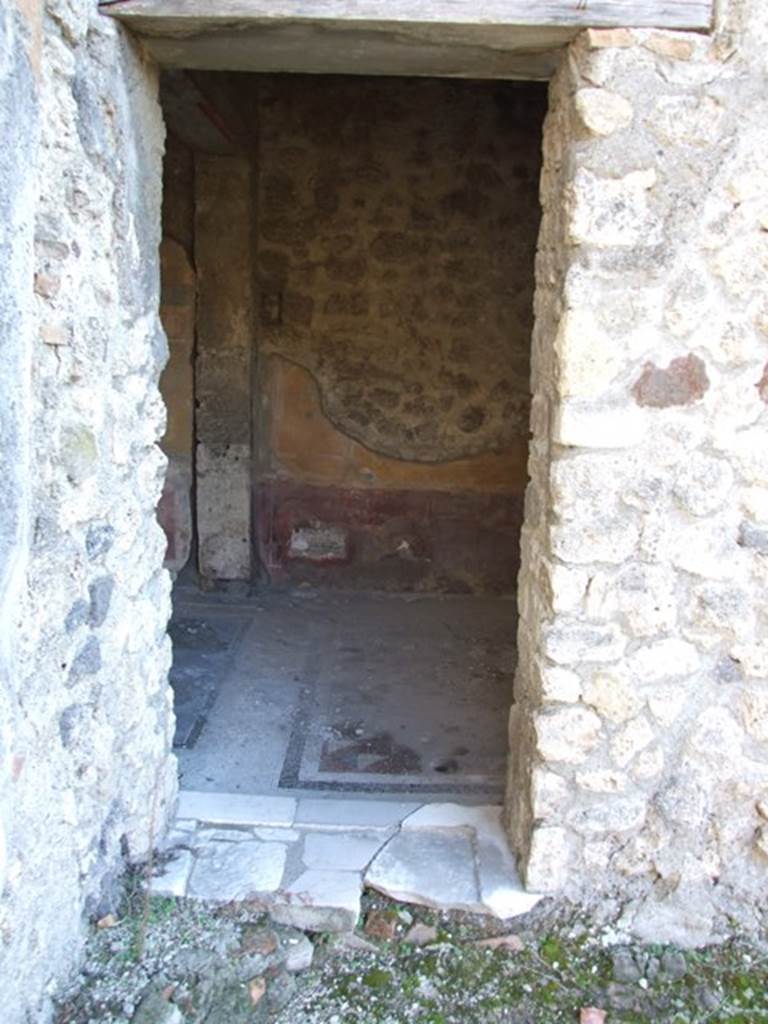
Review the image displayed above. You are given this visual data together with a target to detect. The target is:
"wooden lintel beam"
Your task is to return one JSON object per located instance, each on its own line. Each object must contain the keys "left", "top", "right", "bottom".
{"left": 100, "top": 0, "right": 714, "bottom": 34}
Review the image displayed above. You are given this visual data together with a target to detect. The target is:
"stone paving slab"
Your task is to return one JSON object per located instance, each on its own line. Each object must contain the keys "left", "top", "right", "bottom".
{"left": 402, "top": 802, "right": 502, "bottom": 834}
{"left": 151, "top": 849, "right": 195, "bottom": 898}
{"left": 295, "top": 797, "right": 419, "bottom": 830}
{"left": 187, "top": 840, "right": 287, "bottom": 901}
{"left": 177, "top": 790, "right": 296, "bottom": 827}
{"left": 303, "top": 830, "right": 391, "bottom": 871}
{"left": 157, "top": 791, "right": 543, "bottom": 931}
{"left": 271, "top": 869, "right": 362, "bottom": 932}
{"left": 365, "top": 829, "right": 484, "bottom": 913}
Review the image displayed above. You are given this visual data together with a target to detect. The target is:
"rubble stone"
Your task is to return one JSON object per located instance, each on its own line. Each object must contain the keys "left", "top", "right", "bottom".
{"left": 509, "top": 0, "right": 768, "bottom": 943}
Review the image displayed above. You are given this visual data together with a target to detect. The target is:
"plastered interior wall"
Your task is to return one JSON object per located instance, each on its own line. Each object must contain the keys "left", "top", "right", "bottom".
{"left": 158, "top": 136, "right": 195, "bottom": 573}
{"left": 0, "top": 3, "right": 176, "bottom": 1022}
{"left": 256, "top": 76, "right": 543, "bottom": 592}
{"left": 158, "top": 75, "right": 545, "bottom": 593}
{"left": 508, "top": 0, "right": 768, "bottom": 946}
{"left": 195, "top": 152, "right": 256, "bottom": 582}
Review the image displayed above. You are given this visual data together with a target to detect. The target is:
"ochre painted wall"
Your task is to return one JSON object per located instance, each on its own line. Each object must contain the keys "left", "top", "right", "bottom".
{"left": 266, "top": 355, "right": 528, "bottom": 494}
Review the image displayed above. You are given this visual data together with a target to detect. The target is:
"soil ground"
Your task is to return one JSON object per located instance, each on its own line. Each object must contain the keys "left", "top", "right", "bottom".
{"left": 55, "top": 878, "right": 768, "bottom": 1024}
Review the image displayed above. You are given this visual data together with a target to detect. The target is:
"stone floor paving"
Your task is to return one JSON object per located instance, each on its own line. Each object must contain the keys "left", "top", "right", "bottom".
{"left": 151, "top": 791, "right": 543, "bottom": 932}
{"left": 171, "top": 587, "right": 513, "bottom": 799}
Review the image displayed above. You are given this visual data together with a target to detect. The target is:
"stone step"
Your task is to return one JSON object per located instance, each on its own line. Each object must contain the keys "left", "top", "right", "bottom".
{"left": 151, "top": 790, "right": 543, "bottom": 932}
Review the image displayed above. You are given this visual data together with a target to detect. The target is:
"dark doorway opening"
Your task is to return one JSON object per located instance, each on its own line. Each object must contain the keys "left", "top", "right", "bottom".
{"left": 157, "top": 71, "right": 546, "bottom": 799}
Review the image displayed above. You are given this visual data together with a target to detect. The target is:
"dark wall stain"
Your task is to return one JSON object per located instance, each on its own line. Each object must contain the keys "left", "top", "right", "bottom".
{"left": 756, "top": 362, "right": 768, "bottom": 404}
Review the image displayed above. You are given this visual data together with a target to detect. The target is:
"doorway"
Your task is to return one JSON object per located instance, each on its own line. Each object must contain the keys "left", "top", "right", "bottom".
{"left": 157, "top": 71, "right": 546, "bottom": 800}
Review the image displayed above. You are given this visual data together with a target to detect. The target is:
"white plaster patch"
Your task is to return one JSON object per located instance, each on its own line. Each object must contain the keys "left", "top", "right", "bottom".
{"left": 647, "top": 687, "right": 688, "bottom": 727}
{"left": 568, "top": 167, "right": 658, "bottom": 248}
{"left": 687, "top": 708, "right": 744, "bottom": 769}
{"left": 626, "top": 639, "right": 700, "bottom": 682}
{"left": 538, "top": 664, "right": 583, "bottom": 704}
{"left": 650, "top": 95, "right": 724, "bottom": 148}
{"left": 553, "top": 401, "right": 645, "bottom": 448}
{"left": 631, "top": 745, "right": 665, "bottom": 781}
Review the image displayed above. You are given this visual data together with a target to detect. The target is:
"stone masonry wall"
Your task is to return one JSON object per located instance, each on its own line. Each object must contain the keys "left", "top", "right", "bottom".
{"left": 508, "top": 0, "right": 768, "bottom": 945}
{"left": 0, "top": 9, "right": 40, "bottom": 1020}
{"left": 0, "top": 2, "right": 176, "bottom": 1022}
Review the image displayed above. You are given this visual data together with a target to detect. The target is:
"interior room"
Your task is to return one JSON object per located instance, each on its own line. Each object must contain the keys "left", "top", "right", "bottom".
{"left": 156, "top": 70, "right": 546, "bottom": 799}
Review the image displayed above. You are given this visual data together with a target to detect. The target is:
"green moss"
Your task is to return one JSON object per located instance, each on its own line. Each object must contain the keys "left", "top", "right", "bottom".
{"left": 362, "top": 968, "right": 393, "bottom": 990}
{"left": 539, "top": 935, "right": 566, "bottom": 965}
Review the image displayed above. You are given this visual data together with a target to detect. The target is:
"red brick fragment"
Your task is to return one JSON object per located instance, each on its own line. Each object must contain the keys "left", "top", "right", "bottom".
{"left": 632, "top": 354, "right": 709, "bottom": 408}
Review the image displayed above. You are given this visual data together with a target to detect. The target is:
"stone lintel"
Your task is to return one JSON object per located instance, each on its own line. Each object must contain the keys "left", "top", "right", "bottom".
{"left": 99, "top": 1, "right": 713, "bottom": 81}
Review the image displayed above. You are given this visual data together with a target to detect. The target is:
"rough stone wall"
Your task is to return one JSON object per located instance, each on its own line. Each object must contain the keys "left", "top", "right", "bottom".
{"left": 508, "top": 0, "right": 768, "bottom": 945}
{"left": 0, "top": 2, "right": 176, "bottom": 1021}
{"left": 0, "top": 1, "right": 40, "bottom": 993}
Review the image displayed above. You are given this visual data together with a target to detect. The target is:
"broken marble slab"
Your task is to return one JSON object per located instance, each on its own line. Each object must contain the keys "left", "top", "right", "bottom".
{"left": 187, "top": 840, "right": 286, "bottom": 901}
{"left": 475, "top": 833, "right": 543, "bottom": 918}
{"left": 365, "top": 829, "right": 485, "bottom": 914}
{"left": 401, "top": 802, "right": 503, "bottom": 836}
{"left": 371, "top": 805, "right": 544, "bottom": 919}
{"left": 302, "top": 830, "right": 391, "bottom": 872}
{"left": 270, "top": 869, "right": 361, "bottom": 932}
{"left": 150, "top": 849, "right": 195, "bottom": 898}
